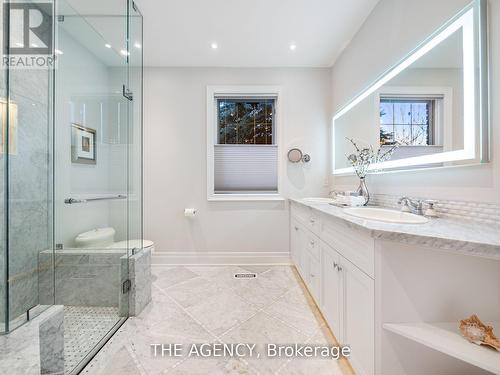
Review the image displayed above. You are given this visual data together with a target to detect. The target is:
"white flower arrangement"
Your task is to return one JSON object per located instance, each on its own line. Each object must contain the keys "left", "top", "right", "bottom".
{"left": 346, "top": 138, "right": 399, "bottom": 178}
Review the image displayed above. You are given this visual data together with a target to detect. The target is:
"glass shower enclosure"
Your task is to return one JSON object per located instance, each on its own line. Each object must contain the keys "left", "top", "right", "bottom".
{"left": 0, "top": 0, "right": 143, "bottom": 373}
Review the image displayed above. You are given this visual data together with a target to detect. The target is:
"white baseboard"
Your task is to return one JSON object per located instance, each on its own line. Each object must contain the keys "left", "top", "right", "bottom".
{"left": 151, "top": 251, "right": 291, "bottom": 266}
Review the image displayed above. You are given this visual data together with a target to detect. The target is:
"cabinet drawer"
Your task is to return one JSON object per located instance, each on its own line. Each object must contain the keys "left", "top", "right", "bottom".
{"left": 291, "top": 202, "right": 320, "bottom": 236}
{"left": 320, "top": 214, "right": 375, "bottom": 278}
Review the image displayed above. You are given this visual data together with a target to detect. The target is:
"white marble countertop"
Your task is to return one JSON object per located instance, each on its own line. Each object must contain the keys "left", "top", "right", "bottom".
{"left": 290, "top": 198, "right": 500, "bottom": 259}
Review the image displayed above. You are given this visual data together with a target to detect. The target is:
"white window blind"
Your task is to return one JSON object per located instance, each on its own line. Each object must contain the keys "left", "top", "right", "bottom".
{"left": 207, "top": 87, "right": 281, "bottom": 199}
{"left": 214, "top": 145, "right": 278, "bottom": 193}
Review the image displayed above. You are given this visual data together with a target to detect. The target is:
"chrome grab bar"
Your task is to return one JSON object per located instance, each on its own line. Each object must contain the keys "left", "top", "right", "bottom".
{"left": 64, "top": 195, "right": 127, "bottom": 204}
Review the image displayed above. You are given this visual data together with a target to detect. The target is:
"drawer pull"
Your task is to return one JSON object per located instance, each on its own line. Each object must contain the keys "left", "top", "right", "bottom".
{"left": 294, "top": 226, "right": 299, "bottom": 231}
{"left": 310, "top": 273, "right": 315, "bottom": 278}
{"left": 310, "top": 240, "right": 315, "bottom": 246}
{"left": 333, "top": 262, "right": 338, "bottom": 269}
{"left": 310, "top": 218, "right": 315, "bottom": 224}
{"left": 337, "top": 265, "right": 343, "bottom": 272}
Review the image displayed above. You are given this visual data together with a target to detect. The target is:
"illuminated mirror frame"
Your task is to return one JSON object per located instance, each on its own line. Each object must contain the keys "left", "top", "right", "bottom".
{"left": 332, "top": 0, "right": 489, "bottom": 175}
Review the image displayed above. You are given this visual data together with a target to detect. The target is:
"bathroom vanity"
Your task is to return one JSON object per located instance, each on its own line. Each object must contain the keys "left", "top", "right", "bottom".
{"left": 290, "top": 198, "right": 500, "bottom": 375}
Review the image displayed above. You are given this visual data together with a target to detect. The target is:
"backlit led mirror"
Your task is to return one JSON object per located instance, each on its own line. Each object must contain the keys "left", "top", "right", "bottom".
{"left": 333, "top": 0, "right": 489, "bottom": 174}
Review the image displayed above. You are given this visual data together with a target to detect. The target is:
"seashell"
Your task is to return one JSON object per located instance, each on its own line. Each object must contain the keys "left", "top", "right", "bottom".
{"left": 459, "top": 315, "right": 500, "bottom": 351}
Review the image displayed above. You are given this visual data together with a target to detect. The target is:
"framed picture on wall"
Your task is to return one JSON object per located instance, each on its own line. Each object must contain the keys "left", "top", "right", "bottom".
{"left": 71, "top": 123, "right": 96, "bottom": 164}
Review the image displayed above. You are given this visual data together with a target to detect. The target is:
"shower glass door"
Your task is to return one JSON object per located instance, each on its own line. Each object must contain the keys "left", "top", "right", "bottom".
{"left": 127, "top": 0, "right": 143, "bottom": 253}
{"left": 1, "top": 0, "right": 54, "bottom": 333}
{"left": 52, "top": 0, "right": 141, "bottom": 373}
{"left": 0, "top": 1, "right": 142, "bottom": 371}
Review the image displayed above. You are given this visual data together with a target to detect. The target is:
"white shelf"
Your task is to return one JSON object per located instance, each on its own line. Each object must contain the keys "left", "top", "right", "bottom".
{"left": 383, "top": 322, "right": 500, "bottom": 374}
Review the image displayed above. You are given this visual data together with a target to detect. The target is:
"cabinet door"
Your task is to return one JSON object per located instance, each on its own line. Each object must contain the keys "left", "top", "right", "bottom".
{"left": 341, "top": 257, "right": 374, "bottom": 375}
{"left": 307, "top": 254, "right": 320, "bottom": 303}
{"left": 321, "top": 243, "right": 343, "bottom": 343}
{"left": 290, "top": 219, "right": 306, "bottom": 276}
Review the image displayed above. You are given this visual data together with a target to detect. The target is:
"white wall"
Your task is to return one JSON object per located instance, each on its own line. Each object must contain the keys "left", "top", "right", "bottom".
{"left": 144, "top": 68, "right": 331, "bottom": 258}
{"left": 331, "top": 0, "right": 500, "bottom": 202}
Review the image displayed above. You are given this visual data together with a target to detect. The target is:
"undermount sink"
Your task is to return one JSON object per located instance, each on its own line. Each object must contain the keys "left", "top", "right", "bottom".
{"left": 302, "top": 197, "right": 335, "bottom": 204}
{"left": 343, "top": 207, "right": 429, "bottom": 224}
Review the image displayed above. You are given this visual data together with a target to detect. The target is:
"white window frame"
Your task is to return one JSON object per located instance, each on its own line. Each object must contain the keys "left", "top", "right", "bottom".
{"left": 375, "top": 86, "right": 453, "bottom": 150}
{"left": 206, "top": 86, "right": 284, "bottom": 201}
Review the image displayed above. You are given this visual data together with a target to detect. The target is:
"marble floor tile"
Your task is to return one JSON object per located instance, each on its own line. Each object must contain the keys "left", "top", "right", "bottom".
{"left": 185, "top": 289, "right": 259, "bottom": 337}
{"left": 278, "top": 357, "right": 345, "bottom": 375}
{"left": 276, "top": 325, "right": 350, "bottom": 375}
{"left": 186, "top": 266, "right": 250, "bottom": 290}
{"left": 168, "top": 357, "right": 256, "bottom": 375}
{"left": 264, "top": 286, "right": 324, "bottom": 338}
{"left": 165, "top": 276, "right": 223, "bottom": 309}
{"left": 186, "top": 266, "right": 243, "bottom": 279}
{"left": 238, "top": 265, "right": 273, "bottom": 274}
{"left": 152, "top": 266, "right": 199, "bottom": 290}
{"left": 307, "top": 326, "right": 355, "bottom": 375}
{"left": 82, "top": 266, "right": 351, "bottom": 375}
{"left": 230, "top": 267, "right": 298, "bottom": 308}
{"left": 135, "top": 288, "right": 212, "bottom": 342}
{"left": 93, "top": 345, "right": 142, "bottom": 375}
{"left": 219, "top": 312, "right": 307, "bottom": 374}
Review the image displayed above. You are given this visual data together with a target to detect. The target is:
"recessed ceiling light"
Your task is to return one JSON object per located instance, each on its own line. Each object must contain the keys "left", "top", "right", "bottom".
{"left": 120, "top": 49, "right": 130, "bottom": 56}
{"left": 134, "top": 42, "right": 141, "bottom": 49}
{"left": 105, "top": 43, "right": 112, "bottom": 48}
{"left": 289, "top": 43, "right": 297, "bottom": 51}
{"left": 55, "top": 49, "right": 63, "bottom": 55}
{"left": 15, "top": 42, "right": 23, "bottom": 47}
{"left": 31, "top": 43, "right": 38, "bottom": 48}
{"left": 210, "top": 42, "right": 218, "bottom": 50}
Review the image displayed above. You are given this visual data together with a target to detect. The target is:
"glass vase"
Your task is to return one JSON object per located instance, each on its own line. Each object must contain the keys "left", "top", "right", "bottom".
{"left": 356, "top": 177, "right": 370, "bottom": 206}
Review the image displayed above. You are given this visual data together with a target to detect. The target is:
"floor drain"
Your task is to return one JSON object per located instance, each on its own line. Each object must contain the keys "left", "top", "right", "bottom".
{"left": 234, "top": 273, "right": 257, "bottom": 279}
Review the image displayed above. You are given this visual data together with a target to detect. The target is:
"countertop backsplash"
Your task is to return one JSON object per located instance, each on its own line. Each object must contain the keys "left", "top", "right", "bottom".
{"left": 370, "top": 194, "right": 500, "bottom": 227}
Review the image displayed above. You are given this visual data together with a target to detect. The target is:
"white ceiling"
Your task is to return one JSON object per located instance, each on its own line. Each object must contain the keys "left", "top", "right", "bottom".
{"left": 64, "top": 0, "right": 380, "bottom": 68}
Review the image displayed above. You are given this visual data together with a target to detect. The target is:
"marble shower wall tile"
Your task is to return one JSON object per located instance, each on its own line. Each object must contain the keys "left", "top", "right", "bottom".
{"left": 0, "top": 305, "right": 64, "bottom": 375}
{"left": 120, "top": 248, "right": 153, "bottom": 317}
{"left": 39, "top": 305, "right": 64, "bottom": 375}
{"left": 39, "top": 250, "right": 125, "bottom": 307}
{"left": 128, "top": 248, "right": 152, "bottom": 316}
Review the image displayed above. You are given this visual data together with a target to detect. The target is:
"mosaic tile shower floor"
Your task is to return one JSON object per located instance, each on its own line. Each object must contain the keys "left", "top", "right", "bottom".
{"left": 64, "top": 306, "right": 120, "bottom": 374}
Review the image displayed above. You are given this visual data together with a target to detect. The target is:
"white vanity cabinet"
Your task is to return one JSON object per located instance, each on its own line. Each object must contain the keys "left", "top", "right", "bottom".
{"left": 320, "top": 241, "right": 375, "bottom": 375}
{"left": 291, "top": 216, "right": 321, "bottom": 302}
{"left": 291, "top": 199, "right": 500, "bottom": 375}
{"left": 290, "top": 201, "right": 375, "bottom": 375}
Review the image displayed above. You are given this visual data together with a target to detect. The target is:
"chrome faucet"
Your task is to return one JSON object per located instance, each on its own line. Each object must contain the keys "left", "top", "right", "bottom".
{"left": 398, "top": 197, "right": 425, "bottom": 215}
{"left": 398, "top": 197, "right": 438, "bottom": 217}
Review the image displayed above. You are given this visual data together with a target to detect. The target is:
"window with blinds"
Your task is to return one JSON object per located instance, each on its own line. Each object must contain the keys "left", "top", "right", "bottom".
{"left": 214, "top": 97, "right": 278, "bottom": 194}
